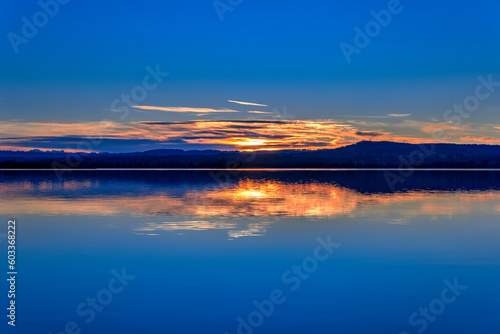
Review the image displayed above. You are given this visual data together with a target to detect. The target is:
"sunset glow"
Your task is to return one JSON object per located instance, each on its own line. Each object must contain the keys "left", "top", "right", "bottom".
{"left": 233, "top": 138, "right": 268, "bottom": 147}
{"left": 3, "top": 118, "right": 498, "bottom": 153}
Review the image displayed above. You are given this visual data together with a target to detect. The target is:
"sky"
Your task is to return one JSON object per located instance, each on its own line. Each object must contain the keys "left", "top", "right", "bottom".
{"left": 1, "top": 0, "right": 500, "bottom": 152}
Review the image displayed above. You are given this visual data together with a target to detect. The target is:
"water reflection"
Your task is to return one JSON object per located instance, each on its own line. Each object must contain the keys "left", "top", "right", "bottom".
{"left": 2, "top": 171, "right": 500, "bottom": 333}
{"left": 1, "top": 171, "right": 500, "bottom": 239}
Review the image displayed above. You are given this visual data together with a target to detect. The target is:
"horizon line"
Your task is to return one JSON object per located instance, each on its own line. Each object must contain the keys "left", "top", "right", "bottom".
{"left": 2, "top": 168, "right": 500, "bottom": 171}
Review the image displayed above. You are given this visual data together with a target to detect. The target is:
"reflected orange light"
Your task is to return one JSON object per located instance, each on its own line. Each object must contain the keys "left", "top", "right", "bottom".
{"left": 2, "top": 180, "right": 500, "bottom": 235}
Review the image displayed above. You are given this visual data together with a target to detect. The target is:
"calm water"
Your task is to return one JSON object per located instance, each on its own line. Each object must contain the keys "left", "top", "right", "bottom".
{"left": 1, "top": 170, "right": 500, "bottom": 334}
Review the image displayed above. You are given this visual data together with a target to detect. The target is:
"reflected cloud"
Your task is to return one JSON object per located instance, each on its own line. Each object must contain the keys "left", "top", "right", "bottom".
{"left": 227, "top": 222, "right": 269, "bottom": 239}
{"left": 2, "top": 177, "right": 500, "bottom": 239}
{"left": 136, "top": 219, "right": 269, "bottom": 239}
{"left": 137, "top": 220, "right": 237, "bottom": 232}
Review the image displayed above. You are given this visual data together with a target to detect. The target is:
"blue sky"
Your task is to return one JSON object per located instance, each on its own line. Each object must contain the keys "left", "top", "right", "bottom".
{"left": 1, "top": 0, "right": 500, "bottom": 152}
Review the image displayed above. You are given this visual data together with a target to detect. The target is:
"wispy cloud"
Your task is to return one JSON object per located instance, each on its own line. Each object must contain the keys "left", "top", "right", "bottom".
{"left": 387, "top": 113, "right": 411, "bottom": 117}
{"left": 355, "top": 131, "right": 389, "bottom": 137}
{"left": 461, "top": 136, "right": 500, "bottom": 144}
{"left": 227, "top": 100, "right": 267, "bottom": 107}
{"left": 3, "top": 119, "right": 499, "bottom": 153}
{"left": 133, "top": 106, "right": 239, "bottom": 113}
{"left": 247, "top": 110, "right": 274, "bottom": 114}
{"left": 420, "top": 123, "right": 463, "bottom": 134}
{"left": 341, "top": 114, "right": 411, "bottom": 118}
{"left": 340, "top": 115, "right": 390, "bottom": 119}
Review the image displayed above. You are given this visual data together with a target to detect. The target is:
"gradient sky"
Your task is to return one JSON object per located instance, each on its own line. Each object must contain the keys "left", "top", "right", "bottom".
{"left": 1, "top": 0, "right": 500, "bottom": 152}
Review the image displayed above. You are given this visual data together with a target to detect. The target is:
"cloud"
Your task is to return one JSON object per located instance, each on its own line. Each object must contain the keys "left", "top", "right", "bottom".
{"left": 0, "top": 120, "right": 356, "bottom": 151}
{"left": 133, "top": 105, "right": 239, "bottom": 113}
{"left": 355, "top": 131, "right": 386, "bottom": 137}
{"left": 247, "top": 110, "right": 274, "bottom": 114}
{"left": 227, "top": 100, "right": 267, "bottom": 107}
{"left": 0, "top": 136, "right": 168, "bottom": 152}
{"left": 387, "top": 114, "right": 411, "bottom": 117}
{"left": 2, "top": 119, "right": 495, "bottom": 153}
{"left": 340, "top": 115, "right": 390, "bottom": 119}
{"left": 0, "top": 120, "right": 126, "bottom": 139}
{"left": 345, "top": 120, "right": 389, "bottom": 127}
{"left": 460, "top": 136, "right": 500, "bottom": 144}
{"left": 341, "top": 114, "right": 411, "bottom": 119}
{"left": 420, "top": 123, "right": 462, "bottom": 134}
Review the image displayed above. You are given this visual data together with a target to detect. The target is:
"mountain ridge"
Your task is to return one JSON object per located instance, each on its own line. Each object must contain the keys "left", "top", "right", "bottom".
{"left": 1, "top": 141, "right": 500, "bottom": 169}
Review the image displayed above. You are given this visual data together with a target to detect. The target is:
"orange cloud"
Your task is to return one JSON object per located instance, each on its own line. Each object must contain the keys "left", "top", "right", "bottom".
{"left": 460, "top": 136, "right": 500, "bottom": 144}
{"left": 420, "top": 123, "right": 463, "bottom": 134}
{"left": 1, "top": 118, "right": 498, "bottom": 152}
{"left": 0, "top": 120, "right": 124, "bottom": 138}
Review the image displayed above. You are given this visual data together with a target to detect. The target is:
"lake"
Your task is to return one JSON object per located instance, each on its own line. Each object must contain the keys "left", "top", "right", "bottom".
{"left": 1, "top": 170, "right": 499, "bottom": 334}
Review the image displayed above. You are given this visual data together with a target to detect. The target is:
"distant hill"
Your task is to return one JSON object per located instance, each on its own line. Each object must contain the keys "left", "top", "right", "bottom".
{"left": 1, "top": 141, "right": 500, "bottom": 169}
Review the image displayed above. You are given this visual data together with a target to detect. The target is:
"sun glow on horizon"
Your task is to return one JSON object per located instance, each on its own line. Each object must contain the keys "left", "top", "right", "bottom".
{"left": 3, "top": 118, "right": 498, "bottom": 153}
{"left": 233, "top": 138, "right": 268, "bottom": 147}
